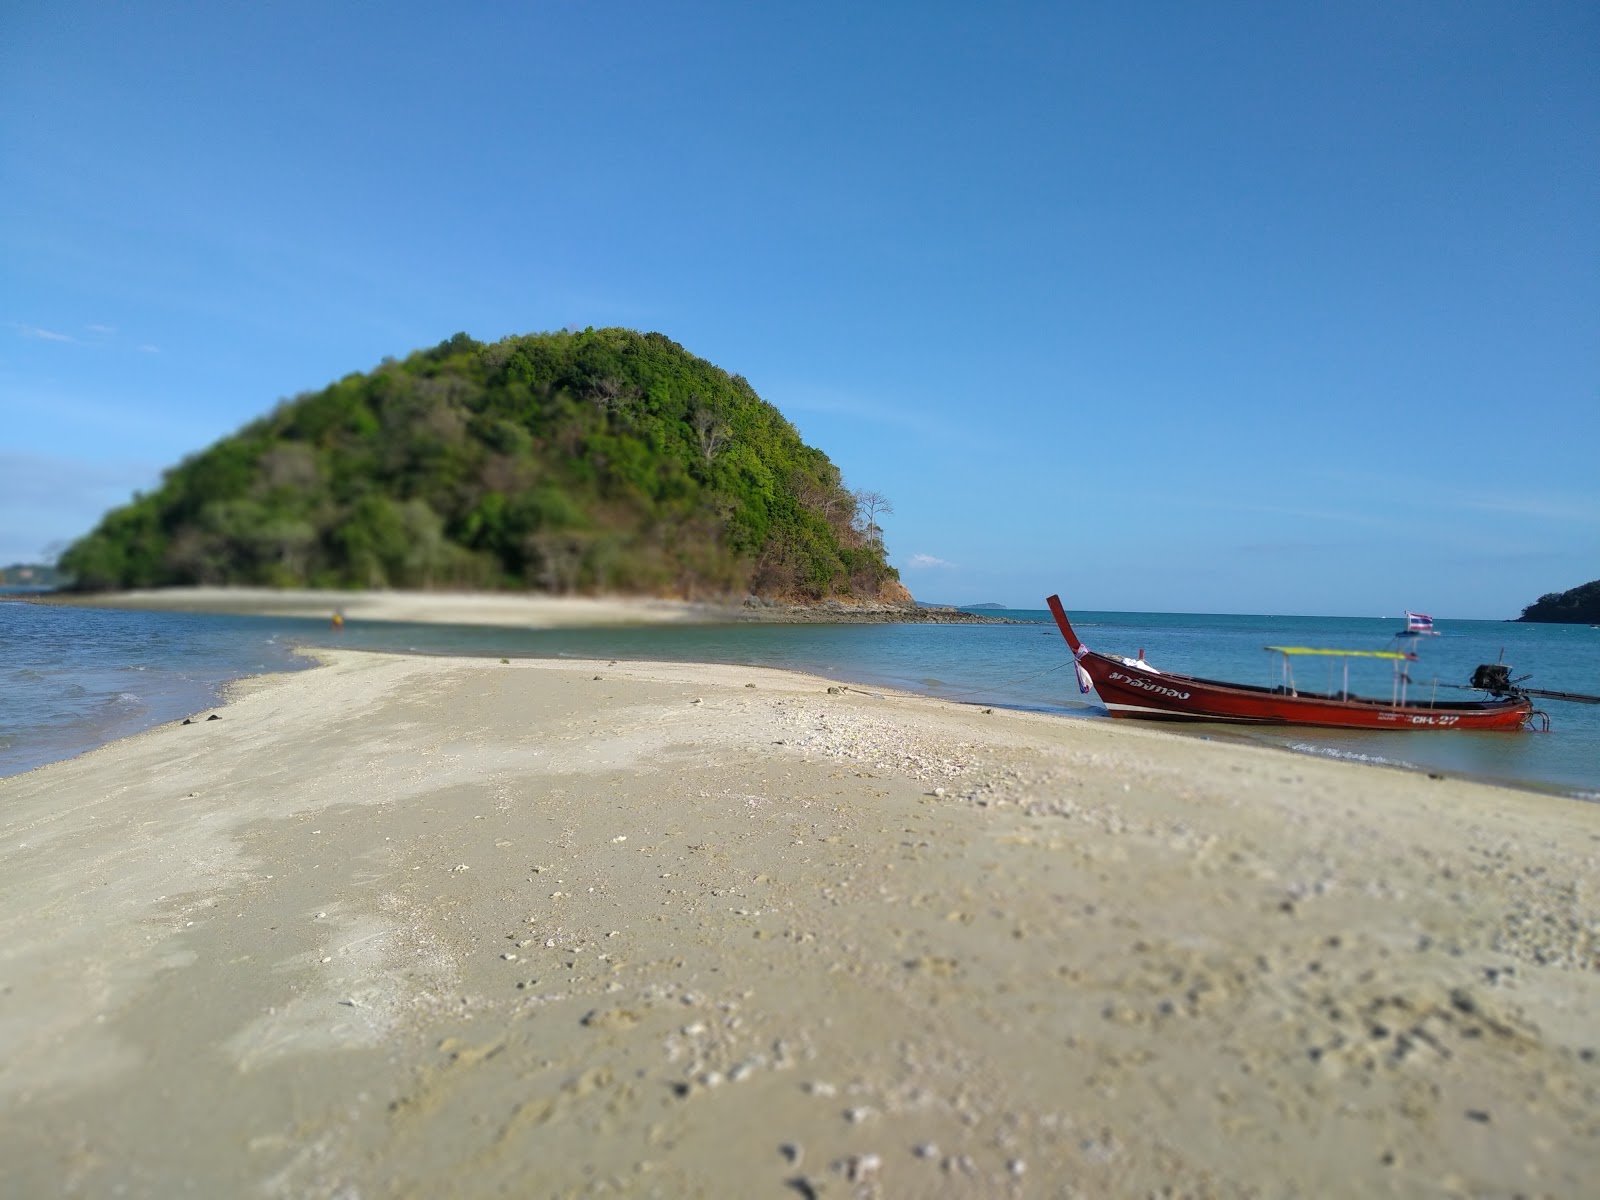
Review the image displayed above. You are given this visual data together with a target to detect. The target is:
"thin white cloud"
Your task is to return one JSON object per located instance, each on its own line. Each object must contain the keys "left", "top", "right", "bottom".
{"left": 0, "top": 451, "right": 159, "bottom": 505}
{"left": 0, "top": 452, "right": 161, "bottom": 562}
{"left": 7, "top": 321, "right": 159, "bottom": 353}
{"left": 1304, "top": 468, "right": 1600, "bottom": 525}
{"left": 1457, "top": 494, "right": 1600, "bottom": 524}
{"left": 905, "top": 553, "right": 957, "bottom": 568}
{"left": 770, "top": 382, "right": 976, "bottom": 445}
{"left": 11, "top": 323, "right": 75, "bottom": 342}
{"left": 1153, "top": 494, "right": 1403, "bottom": 531}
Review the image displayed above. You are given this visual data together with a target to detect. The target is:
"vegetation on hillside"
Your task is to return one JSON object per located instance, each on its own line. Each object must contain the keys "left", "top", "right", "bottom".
{"left": 1518, "top": 579, "right": 1600, "bottom": 624}
{"left": 60, "top": 329, "right": 903, "bottom": 602}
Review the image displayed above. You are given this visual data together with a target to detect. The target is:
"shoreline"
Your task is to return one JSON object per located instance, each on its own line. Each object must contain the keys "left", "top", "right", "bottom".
{"left": 9, "top": 592, "right": 1587, "bottom": 809}
{"left": 19, "top": 585, "right": 1014, "bottom": 625}
{"left": 6, "top": 590, "right": 1589, "bottom": 803}
{"left": 1201, "top": 721, "right": 1594, "bottom": 806}
{"left": 2, "top": 649, "right": 1596, "bottom": 1195}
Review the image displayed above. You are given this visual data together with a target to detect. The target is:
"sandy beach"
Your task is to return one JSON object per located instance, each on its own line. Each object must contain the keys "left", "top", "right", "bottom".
{"left": 27, "top": 586, "right": 1001, "bottom": 626}
{"left": 28, "top": 587, "right": 720, "bottom": 628}
{"left": 3, "top": 649, "right": 1597, "bottom": 1198}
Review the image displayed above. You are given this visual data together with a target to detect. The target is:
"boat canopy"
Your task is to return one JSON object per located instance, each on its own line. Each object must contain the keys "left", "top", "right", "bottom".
{"left": 1264, "top": 646, "right": 1416, "bottom": 661}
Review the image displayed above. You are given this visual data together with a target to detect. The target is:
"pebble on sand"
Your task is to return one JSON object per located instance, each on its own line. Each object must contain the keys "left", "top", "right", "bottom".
{"left": 843, "top": 1153, "right": 881, "bottom": 1182}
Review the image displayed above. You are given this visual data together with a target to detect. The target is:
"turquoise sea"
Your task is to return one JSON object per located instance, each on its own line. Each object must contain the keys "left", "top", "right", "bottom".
{"left": 2, "top": 599, "right": 1596, "bottom": 800}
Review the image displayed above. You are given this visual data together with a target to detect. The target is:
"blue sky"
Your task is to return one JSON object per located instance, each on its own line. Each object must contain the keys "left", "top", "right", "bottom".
{"left": 3, "top": 1, "right": 1595, "bottom": 617}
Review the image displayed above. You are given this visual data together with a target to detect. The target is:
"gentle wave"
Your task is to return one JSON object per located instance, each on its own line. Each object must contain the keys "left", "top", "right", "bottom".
{"left": 0, "top": 604, "right": 312, "bottom": 778}
{"left": 1283, "top": 741, "right": 1418, "bottom": 771}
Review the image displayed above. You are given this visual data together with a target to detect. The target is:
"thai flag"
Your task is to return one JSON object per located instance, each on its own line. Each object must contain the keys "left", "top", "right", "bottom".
{"left": 1405, "top": 611, "right": 1434, "bottom": 634}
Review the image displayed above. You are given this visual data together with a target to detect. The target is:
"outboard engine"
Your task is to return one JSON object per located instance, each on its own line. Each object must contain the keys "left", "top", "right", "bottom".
{"left": 1470, "top": 663, "right": 1514, "bottom": 695}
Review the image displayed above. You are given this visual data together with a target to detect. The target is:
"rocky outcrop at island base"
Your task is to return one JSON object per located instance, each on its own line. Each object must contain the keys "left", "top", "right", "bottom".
{"left": 735, "top": 579, "right": 1010, "bottom": 623}
{"left": 877, "top": 579, "right": 915, "bottom": 607}
{"left": 740, "top": 577, "right": 914, "bottom": 612}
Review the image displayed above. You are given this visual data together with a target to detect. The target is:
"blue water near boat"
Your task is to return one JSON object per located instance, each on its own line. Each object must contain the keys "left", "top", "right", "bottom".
{"left": 2, "top": 599, "right": 1596, "bottom": 800}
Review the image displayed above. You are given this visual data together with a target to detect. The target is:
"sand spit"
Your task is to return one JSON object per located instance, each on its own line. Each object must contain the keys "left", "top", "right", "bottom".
{"left": 27, "top": 586, "right": 1008, "bottom": 626}
{"left": 1, "top": 651, "right": 1596, "bottom": 1197}
{"left": 28, "top": 587, "right": 711, "bottom": 628}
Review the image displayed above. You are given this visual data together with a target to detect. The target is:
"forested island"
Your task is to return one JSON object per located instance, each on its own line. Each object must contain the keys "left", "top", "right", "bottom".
{"left": 1517, "top": 579, "right": 1600, "bottom": 624}
{"left": 0, "top": 563, "right": 65, "bottom": 589}
{"left": 60, "top": 329, "right": 908, "bottom": 605}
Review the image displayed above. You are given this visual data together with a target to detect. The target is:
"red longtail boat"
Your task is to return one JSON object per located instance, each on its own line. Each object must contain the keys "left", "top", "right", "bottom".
{"left": 1045, "top": 596, "right": 1533, "bottom": 731}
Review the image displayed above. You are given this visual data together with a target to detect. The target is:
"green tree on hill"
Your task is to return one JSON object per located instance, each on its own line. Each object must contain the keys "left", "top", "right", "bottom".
{"left": 59, "top": 328, "right": 905, "bottom": 603}
{"left": 1518, "top": 579, "right": 1600, "bottom": 624}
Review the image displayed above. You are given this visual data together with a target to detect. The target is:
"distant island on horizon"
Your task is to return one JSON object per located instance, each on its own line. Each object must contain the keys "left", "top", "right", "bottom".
{"left": 1516, "top": 579, "right": 1600, "bottom": 624}
{"left": 0, "top": 562, "right": 65, "bottom": 589}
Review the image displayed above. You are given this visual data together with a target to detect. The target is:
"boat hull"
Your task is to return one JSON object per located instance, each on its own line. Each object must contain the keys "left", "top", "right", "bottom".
{"left": 1046, "top": 596, "right": 1532, "bottom": 731}
{"left": 1081, "top": 651, "right": 1531, "bottom": 729}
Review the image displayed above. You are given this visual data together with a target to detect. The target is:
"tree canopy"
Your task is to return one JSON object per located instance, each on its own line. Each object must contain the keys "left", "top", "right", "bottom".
{"left": 60, "top": 328, "right": 903, "bottom": 602}
{"left": 1517, "top": 579, "right": 1600, "bottom": 624}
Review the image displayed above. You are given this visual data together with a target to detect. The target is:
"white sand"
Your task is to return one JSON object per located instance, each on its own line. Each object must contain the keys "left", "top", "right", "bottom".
{"left": 2, "top": 651, "right": 1596, "bottom": 1197}
{"left": 38, "top": 586, "right": 715, "bottom": 627}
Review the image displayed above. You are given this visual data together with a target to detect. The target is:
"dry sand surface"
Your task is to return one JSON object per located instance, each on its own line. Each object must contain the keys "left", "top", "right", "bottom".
{"left": 2, "top": 651, "right": 1597, "bottom": 1198}
{"left": 37, "top": 587, "right": 714, "bottom": 627}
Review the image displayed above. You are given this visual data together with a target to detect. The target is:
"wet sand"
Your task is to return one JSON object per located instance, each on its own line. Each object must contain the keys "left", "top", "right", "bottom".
{"left": 2, "top": 651, "right": 1596, "bottom": 1197}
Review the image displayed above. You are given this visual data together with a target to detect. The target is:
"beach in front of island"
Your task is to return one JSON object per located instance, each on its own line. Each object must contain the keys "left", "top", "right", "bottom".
{"left": 2, "top": 647, "right": 1596, "bottom": 1197}
{"left": 25, "top": 586, "right": 722, "bottom": 627}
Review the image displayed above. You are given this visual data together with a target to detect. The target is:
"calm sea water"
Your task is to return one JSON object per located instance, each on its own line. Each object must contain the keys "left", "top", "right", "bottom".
{"left": 0, "top": 601, "right": 311, "bottom": 778}
{"left": 2, "top": 599, "right": 1596, "bottom": 800}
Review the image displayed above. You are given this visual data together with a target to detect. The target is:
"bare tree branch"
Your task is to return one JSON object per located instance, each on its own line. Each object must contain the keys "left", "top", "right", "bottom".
{"left": 690, "top": 398, "right": 730, "bottom": 464}
{"left": 852, "top": 489, "right": 893, "bottom": 545}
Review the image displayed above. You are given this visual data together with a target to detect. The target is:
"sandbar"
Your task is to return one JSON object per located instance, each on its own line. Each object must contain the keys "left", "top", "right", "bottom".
{"left": 27, "top": 586, "right": 715, "bottom": 627}
{"left": 2, "top": 650, "right": 1596, "bottom": 1197}
{"left": 25, "top": 586, "right": 1003, "bottom": 625}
